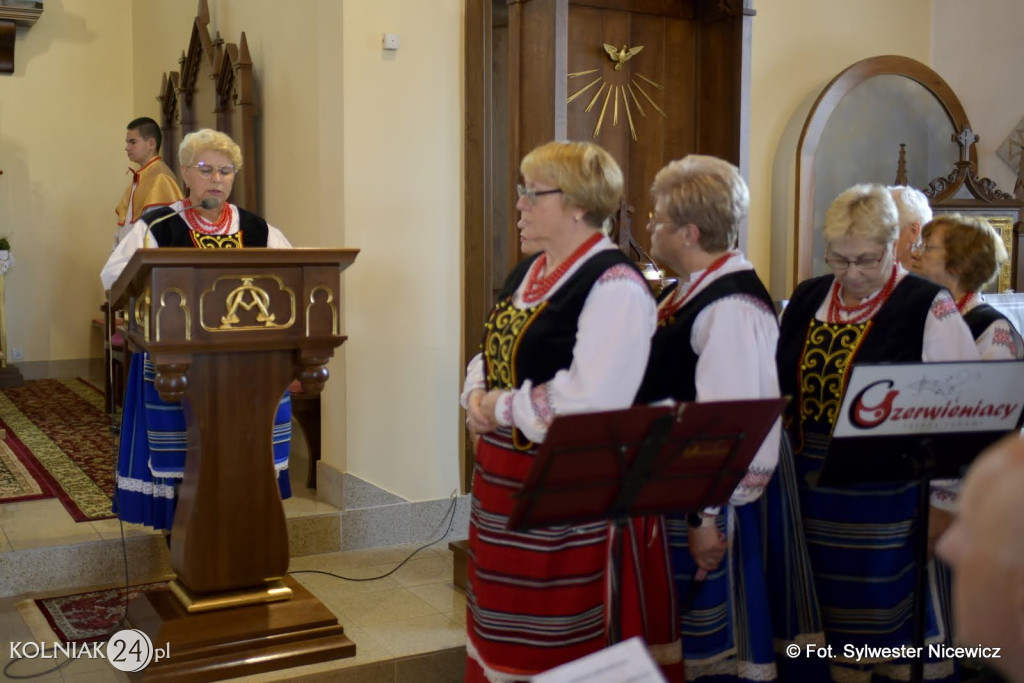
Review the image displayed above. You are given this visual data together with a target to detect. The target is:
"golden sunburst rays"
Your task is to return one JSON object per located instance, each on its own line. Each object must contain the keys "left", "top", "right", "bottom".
{"left": 567, "top": 66, "right": 666, "bottom": 141}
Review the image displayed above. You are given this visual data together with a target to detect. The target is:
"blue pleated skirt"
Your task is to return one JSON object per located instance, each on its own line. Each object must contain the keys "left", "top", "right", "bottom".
{"left": 113, "top": 354, "right": 292, "bottom": 530}
{"left": 795, "top": 431, "right": 958, "bottom": 682}
{"left": 669, "top": 433, "right": 830, "bottom": 682}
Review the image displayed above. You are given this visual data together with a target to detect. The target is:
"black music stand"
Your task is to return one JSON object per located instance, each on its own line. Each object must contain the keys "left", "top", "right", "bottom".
{"left": 819, "top": 360, "right": 1024, "bottom": 683}
{"left": 508, "top": 397, "right": 787, "bottom": 644}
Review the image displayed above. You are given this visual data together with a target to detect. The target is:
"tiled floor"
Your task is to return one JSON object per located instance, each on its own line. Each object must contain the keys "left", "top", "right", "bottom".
{"left": 0, "top": 378, "right": 468, "bottom": 681}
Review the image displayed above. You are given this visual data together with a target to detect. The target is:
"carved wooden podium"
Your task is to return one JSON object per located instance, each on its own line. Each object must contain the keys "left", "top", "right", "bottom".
{"left": 108, "top": 248, "right": 358, "bottom": 681}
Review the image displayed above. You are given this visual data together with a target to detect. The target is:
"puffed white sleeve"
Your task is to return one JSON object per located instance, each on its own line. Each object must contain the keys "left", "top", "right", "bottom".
{"left": 266, "top": 224, "right": 292, "bottom": 248}
{"left": 692, "top": 295, "right": 782, "bottom": 510}
{"left": 100, "top": 219, "right": 154, "bottom": 291}
{"left": 922, "top": 290, "right": 980, "bottom": 510}
{"left": 492, "top": 265, "right": 657, "bottom": 443}
{"left": 974, "top": 319, "right": 1022, "bottom": 360}
{"left": 460, "top": 353, "right": 486, "bottom": 409}
{"left": 922, "top": 291, "right": 980, "bottom": 362}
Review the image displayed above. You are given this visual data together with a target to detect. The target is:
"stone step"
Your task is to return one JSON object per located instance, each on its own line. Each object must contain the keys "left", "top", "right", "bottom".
{"left": 0, "top": 510, "right": 343, "bottom": 599}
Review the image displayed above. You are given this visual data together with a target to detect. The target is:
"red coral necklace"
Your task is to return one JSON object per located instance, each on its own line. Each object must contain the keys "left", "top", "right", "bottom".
{"left": 956, "top": 291, "right": 976, "bottom": 313}
{"left": 521, "top": 232, "right": 603, "bottom": 304}
{"left": 826, "top": 263, "right": 899, "bottom": 324}
{"left": 658, "top": 252, "right": 733, "bottom": 323}
{"left": 185, "top": 202, "right": 231, "bottom": 235}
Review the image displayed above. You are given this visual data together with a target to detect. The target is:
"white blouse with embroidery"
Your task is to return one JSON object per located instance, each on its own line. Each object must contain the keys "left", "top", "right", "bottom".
{"left": 460, "top": 236, "right": 657, "bottom": 444}
{"left": 961, "top": 294, "right": 1024, "bottom": 360}
{"left": 100, "top": 201, "right": 291, "bottom": 291}
{"left": 662, "top": 251, "right": 781, "bottom": 514}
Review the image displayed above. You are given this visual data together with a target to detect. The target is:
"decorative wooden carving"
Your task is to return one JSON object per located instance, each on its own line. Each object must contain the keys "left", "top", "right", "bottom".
{"left": 158, "top": 0, "right": 261, "bottom": 213}
{"left": 0, "top": 0, "right": 42, "bottom": 74}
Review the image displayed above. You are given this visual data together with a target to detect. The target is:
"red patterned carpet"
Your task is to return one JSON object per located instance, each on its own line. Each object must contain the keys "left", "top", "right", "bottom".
{"left": 0, "top": 379, "right": 117, "bottom": 521}
{"left": 0, "top": 435, "right": 53, "bottom": 504}
{"left": 32, "top": 582, "right": 167, "bottom": 644}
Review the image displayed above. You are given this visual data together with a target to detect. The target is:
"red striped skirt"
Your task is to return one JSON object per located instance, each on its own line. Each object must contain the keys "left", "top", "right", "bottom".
{"left": 466, "top": 431, "right": 683, "bottom": 681}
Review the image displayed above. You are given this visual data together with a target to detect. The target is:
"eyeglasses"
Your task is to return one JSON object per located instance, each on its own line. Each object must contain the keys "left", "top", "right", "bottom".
{"left": 910, "top": 242, "right": 944, "bottom": 258}
{"left": 647, "top": 211, "right": 676, "bottom": 232}
{"left": 516, "top": 184, "right": 562, "bottom": 205}
{"left": 191, "top": 163, "right": 237, "bottom": 178}
{"left": 824, "top": 250, "right": 888, "bottom": 272}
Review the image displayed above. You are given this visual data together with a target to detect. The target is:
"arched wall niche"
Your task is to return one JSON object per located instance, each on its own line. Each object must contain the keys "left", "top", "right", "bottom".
{"left": 793, "top": 55, "right": 980, "bottom": 290}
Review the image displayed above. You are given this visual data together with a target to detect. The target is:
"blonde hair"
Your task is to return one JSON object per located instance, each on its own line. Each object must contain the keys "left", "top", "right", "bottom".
{"left": 824, "top": 183, "right": 899, "bottom": 246}
{"left": 520, "top": 141, "right": 623, "bottom": 228}
{"left": 889, "top": 185, "right": 933, "bottom": 230}
{"left": 923, "top": 214, "right": 1007, "bottom": 292}
{"left": 650, "top": 155, "right": 748, "bottom": 252}
{"left": 179, "top": 129, "right": 243, "bottom": 170}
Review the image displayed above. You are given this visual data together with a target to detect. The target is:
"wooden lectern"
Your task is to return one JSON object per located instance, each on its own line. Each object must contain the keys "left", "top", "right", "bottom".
{"left": 108, "top": 248, "right": 358, "bottom": 681}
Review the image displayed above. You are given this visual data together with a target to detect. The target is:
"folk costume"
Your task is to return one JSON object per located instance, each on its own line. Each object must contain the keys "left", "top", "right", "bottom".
{"left": 957, "top": 293, "right": 1023, "bottom": 360}
{"left": 460, "top": 236, "right": 682, "bottom": 682}
{"left": 636, "top": 251, "right": 824, "bottom": 681}
{"left": 113, "top": 156, "right": 183, "bottom": 248}
{"left": 776, "top": 267, "right": 978, "bottom": 682}
{"left": 101, "top": 201, "right": 293, "bottom": 531}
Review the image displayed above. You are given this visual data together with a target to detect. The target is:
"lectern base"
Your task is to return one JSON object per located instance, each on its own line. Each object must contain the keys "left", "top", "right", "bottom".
{"left": 126, "top": 575, "right": 355, "bottom": 681}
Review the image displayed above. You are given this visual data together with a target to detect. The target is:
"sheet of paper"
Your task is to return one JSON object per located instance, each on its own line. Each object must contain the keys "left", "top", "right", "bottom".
{"left": 533, "top": 637, "right": 667, "bottom": 683}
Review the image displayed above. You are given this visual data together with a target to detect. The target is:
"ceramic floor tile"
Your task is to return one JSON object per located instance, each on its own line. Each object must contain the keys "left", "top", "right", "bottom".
{"left": 328, "top": 587, "right": 441, "bottom": 626}
{"left": 446, "top": 609, "right": 467, "bottom": 628}
{"left": 0, "top": 527, "right": 11, "bottom": 552}
{"left": 389, "top": 554, "right": 454, "bottom": 588}
{"left": 90, "top": 518, "right": 161, "bottom": 541}
{"left": 360, "top": 612, "right": 466, "bottom": 659}
{"left": 297, "top": 543, "right": 440, "bottom": 571}
{"left": 292, "top": 563, "right": 404, "bottom": 599}
{"left": 0, "top": 499, "right": 102, "bottom": 550}
{"left": 407, "top": 582, "right": 466, "bottom": 613}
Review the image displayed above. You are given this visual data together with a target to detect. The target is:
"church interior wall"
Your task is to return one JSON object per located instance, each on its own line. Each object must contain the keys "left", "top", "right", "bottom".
{"left": 1, "top": 0, "right": 1020, "bottom": 504}
{"left": 0, "top": 0, "right": 133, "bottom": 369}
{"left": 931, "top": 0, "right": 1024, "bottom": 197}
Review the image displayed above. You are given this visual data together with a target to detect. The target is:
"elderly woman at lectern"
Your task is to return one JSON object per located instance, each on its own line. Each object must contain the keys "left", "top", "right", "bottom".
{"left": 460, "top": 140, "right": 681, "bottom": 681}
{"left": 100, "top": 129, "right": 292, "bottom": 531}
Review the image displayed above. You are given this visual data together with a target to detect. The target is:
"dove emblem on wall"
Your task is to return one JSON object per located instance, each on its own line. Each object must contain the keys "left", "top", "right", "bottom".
{"left": 603, "top": 43, "right": 644, "bottom": 70}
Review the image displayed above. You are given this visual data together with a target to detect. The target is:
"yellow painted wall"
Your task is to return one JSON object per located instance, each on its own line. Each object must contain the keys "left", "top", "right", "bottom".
{"left": 748, "top": 0, "right": 932, "bottom": 297}
{"left": 0, "top": 0, "right": 132, "bottom": 363}
{"left": 339, "top": 0, "right": 463, "bottom": 501}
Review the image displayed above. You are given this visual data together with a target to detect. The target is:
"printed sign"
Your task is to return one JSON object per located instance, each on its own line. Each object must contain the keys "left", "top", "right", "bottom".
{"left": 833, "top": 361, "right": 1024, "bottom": 438}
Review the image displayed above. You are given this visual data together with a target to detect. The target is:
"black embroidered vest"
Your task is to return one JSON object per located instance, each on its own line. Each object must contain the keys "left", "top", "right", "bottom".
{"left": 777, "top": 273, "right": 941, "bottom": 430}
{"left": 635, "top": 269, "right": 774, "bottom": 404}
{"left": 144, "top": 205, "right": 270, "bottom": 248}
{"left": 482, "top": 249, "right": 645, "bottom": 392}
{"left": 963, "top": 303, "right": 1009, "bottom": 340}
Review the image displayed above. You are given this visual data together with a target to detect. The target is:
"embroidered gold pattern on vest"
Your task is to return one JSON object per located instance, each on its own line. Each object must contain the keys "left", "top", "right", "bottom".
{"left": 798, "top": 319, "right": 871, "bottom": 427}
{"left": 483, "top": 299, "right": 546, "bottom": 391}
{"left": 191, "top": 232, "right": 243, "bottom": 249}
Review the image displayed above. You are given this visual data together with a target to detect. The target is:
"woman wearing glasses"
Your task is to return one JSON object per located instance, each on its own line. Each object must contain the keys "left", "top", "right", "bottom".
{"left": 777, "top": 183, "right": 978, "bottom": 681}
{"left": 634, "top": 155, "right": 824, "bottom": 682}
{"left": 100, "top": 129, "right": 292, "bottom": 531}
{"left": 461, "top": 140, "right": 680, "bottom": 681}
{"left": 911, "top": 214, "right": 1023, "bottom": 360}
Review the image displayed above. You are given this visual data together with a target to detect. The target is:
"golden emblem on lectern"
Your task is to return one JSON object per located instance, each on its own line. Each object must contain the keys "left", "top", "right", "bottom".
{"left": 567, "top": 43, "right": 667, "bottom": 142}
